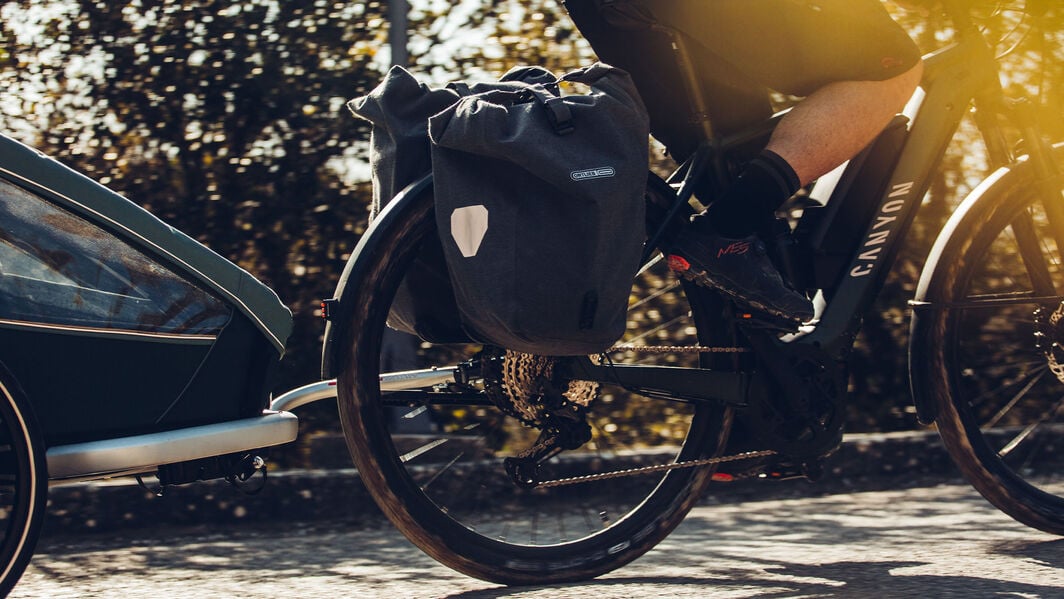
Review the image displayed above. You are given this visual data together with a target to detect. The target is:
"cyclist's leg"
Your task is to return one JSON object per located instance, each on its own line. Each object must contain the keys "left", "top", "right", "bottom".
{"left": 767, "top": 64, "right": 923, "bottom": 186}
{"left": 563, "top": 0, "right": 776, "bottom": 161}
{"left": 648, "top": 0, "right": 921, "bottom": 324}
{"left": 645, "top": 0, "right": 923, "bottom": 216}
{"left": 644, "top": 0, "right": 921, "bottom": 99}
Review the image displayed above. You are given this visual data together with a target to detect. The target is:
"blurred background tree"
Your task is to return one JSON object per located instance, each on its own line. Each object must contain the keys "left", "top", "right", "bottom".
{"left": 1, "top": 0, "right": 1061, "bottom": 438}
{"left": 1, "top": 0, "right": 388, "bottom": 408}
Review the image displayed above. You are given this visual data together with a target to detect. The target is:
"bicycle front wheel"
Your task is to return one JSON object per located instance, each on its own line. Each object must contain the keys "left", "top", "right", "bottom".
{"left": 911, "top": 147, "right": 1064, "bottom": 533}
{"left": 334, "top": 180, "right": 731, "bottom": 584}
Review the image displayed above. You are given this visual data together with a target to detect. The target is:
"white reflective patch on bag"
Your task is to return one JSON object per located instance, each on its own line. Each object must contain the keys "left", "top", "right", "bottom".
{"left": 451, "top": 205, "right": 489, "bottom": 258}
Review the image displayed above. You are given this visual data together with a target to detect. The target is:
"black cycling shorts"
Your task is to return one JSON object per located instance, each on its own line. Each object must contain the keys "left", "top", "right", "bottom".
{"left": 565, "top": 0, "right": 921, "bottom": 159}
{"left": 630, "top": 0, "right": 921, "bottom": 97}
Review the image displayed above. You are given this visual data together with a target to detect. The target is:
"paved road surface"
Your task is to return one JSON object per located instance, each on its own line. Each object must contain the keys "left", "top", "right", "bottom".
{"left": 14, "top": 481, "right": 1064, "bottom": 598}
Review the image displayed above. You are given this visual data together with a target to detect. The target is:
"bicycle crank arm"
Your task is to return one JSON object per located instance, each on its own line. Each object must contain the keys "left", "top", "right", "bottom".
{"left": 556, "top": 357, "right": 751, "bottom": 407}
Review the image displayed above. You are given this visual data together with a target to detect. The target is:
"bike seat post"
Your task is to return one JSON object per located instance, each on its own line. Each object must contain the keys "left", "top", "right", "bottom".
{"left": 941, "top": 0, "right": 980, "bottom": 41}
{"left": 639, "top": 24, "right": 732, "bottom": 262}
{"left": 650, "top": 24, "right": 716, "bottom": 144}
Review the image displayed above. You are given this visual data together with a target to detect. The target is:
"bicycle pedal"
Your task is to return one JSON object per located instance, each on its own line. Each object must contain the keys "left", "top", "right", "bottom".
{"left": 759, "top": 459, "right": 825, "bottom": 483}
{"left": 734, "top": 311, "right": 802, "bottom": 333}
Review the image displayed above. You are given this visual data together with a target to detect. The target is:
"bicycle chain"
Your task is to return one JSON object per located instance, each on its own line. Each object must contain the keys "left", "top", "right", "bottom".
{"left": 535, "top": 449, "right": 777, "bottom": 488}
{"left": 608, "top": 344, "right": 750, "bottom": 354}
{"left": 494, "top": 344, "right": 756, "bottom": 488}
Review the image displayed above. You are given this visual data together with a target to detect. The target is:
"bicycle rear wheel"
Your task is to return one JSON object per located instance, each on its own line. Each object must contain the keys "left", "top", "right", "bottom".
{"left": 335, "top": 179, "right": 731, "bottom": 584}
{"left": 911, "top": 147, "right": 1064, "bottom": 533}
{"left": 0, "top": 365, "right": 46, "bottom": 596}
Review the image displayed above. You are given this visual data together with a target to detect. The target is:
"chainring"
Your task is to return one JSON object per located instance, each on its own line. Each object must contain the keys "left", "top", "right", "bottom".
{"left": 738, "top": 336, "right": 848, "bottom": 460}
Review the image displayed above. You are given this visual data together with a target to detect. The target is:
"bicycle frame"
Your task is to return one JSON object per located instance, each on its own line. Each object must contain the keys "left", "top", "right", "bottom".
{"left": 542, "top": 6, "right": 1043, "bottom": 409}
{"left": 793, "top": 24, "right": 1007, "bottom": 357}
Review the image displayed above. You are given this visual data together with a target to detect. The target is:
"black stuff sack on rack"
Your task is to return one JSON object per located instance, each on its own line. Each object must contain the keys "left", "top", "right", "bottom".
{"left": 348, "top": 65, "right": 558, "bottom": 343}
{"left": 429, "top": 62, "right": 649, "bottom": 355}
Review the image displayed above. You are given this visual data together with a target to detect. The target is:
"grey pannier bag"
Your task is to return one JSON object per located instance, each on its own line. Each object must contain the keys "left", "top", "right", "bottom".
{"left": 349, "top": 65, "right": 559, "bottom": 343}
{"left": 428, "top": 63, "right": 649, "bottom": 355}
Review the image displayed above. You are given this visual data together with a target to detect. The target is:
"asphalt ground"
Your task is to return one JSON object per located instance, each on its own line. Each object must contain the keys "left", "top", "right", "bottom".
{"left": 41, "top": 429, "right": 961, "bottom": 535}
{"left": 15, "top": 480, "right": 1064, "bottom": 598}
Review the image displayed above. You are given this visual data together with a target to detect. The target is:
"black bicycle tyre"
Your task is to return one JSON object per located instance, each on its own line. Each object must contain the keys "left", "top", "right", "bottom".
{"left": 911, "top": 147, "right": 1064, "bottom": 534}
{"left": 335, "top": 177, "right": 731, "bottom": 585}
{"left": 0, "top": 365, "right": 47, "bottom": 597}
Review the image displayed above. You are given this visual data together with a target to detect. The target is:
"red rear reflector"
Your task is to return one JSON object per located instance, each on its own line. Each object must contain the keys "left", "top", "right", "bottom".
{"left": 711, "top": 473, "right": 734, "bottom": 482}
{"left": 320, "top": 299, "right": 338, "bottom": 321}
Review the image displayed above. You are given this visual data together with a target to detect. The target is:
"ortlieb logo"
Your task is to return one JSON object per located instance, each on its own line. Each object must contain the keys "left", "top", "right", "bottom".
{"left": 570, "top": 167, "right": 616, "bottom": 181}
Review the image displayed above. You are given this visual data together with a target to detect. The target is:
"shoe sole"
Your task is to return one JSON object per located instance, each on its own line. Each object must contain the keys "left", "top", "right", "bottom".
{"left": 668, "top": 254, "right": 803, "bottom": 332}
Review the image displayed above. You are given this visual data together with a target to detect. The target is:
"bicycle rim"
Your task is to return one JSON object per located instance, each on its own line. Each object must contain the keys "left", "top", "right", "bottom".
{"left": 0, "top": 370, "right": 46, "bottom": 596}
{"left": 337, "top": 185, "right": 729, "bottom": 584}
{"left": 931, "top": 158, "right": 1064, "bottom": 532}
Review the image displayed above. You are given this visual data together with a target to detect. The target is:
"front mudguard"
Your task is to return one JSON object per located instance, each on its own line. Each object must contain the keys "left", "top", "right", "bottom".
{"left": 908, "top": 156, "right": 1036, "bottom": 425}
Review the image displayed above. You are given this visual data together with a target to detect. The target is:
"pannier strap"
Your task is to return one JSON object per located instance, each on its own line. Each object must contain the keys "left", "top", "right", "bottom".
{"left": 562, "top": 62, "right": 616, "bottom": 86}
{"left": 448, "top": 81, "right": 472, "bottom": 96}
{"left": 533, "top": 63, "right": 630, "bottom": 135}
{"left": 529, "top": 86, "right": 575, "bottom": 135}
{"left": 470, "top": 84, "right": 577, "bottom": 136}
{"left": 453, "top": 64, "right": 627, "bottom": 136}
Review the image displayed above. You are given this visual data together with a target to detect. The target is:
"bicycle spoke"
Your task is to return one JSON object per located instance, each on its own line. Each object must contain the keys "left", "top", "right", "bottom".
{"left": 622, "top": 313, "right": 690, "bottom": 347}
{"left": 401, "top": 405, "right": 429, "bottom": 421}
{"left": 983, "top": 366, "right": 1048, "bottom": 429}
{"left": 1037, "top": 191, "right": 1064, "bottom": 270}
{"left": 998, "top": 397, "right": 1064, "bottom": 458}
{"left": 400, "top": 438, "right": 449, "bottom": 463}
{"left": 420, "top": 452, "right": 465, "bottom": 493}
{"left": 635, "top": 253, "right": 664, "bottom": 278}
{"left": 628, "top": 279, "right": 683, "bottom": 311}
{"left": 1011, "top": 207, "right": 1058, "bottom": 295}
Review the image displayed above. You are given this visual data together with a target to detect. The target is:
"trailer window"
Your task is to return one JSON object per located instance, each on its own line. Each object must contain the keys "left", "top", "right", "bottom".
{"left": 0, "top": 178, "right": 230, "bottom": 335}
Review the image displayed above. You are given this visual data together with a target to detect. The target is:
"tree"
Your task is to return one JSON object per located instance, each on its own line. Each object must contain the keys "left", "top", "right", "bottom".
{"left": 2, "top": 0, "right": 391, "bottom": 395}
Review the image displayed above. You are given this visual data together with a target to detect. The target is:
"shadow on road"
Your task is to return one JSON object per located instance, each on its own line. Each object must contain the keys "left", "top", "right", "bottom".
{"left": 20, "top": 483, "right": 1064, "bottom": 597}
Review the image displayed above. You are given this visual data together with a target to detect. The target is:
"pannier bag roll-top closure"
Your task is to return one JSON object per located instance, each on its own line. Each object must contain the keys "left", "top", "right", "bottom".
{"left": 429, "top": 63, "right": 649, "bottom": 355}
{"left": 349, "top": 65, "right": 560, "bottom": 344}
{"left": 349, "top": 65, "right": 560, "bottom": 219}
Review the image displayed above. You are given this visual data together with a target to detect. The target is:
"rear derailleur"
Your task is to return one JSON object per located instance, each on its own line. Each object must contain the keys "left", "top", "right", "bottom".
{"left": 477, "top": 348, "right": 596, "bottom": 488}
{"left": 504, "top": 414, "right": 591, "bottom": 488}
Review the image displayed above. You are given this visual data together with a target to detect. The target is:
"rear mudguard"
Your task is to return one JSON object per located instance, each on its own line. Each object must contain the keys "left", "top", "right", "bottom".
{"left": 908, "top": 155, "right": 1036, "bottom": 425}
{"left": 320, "top": 173, "right": 434, "bottom": 380}
{"left": 320, "top": 170, "right": 677, "bottom": 379}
